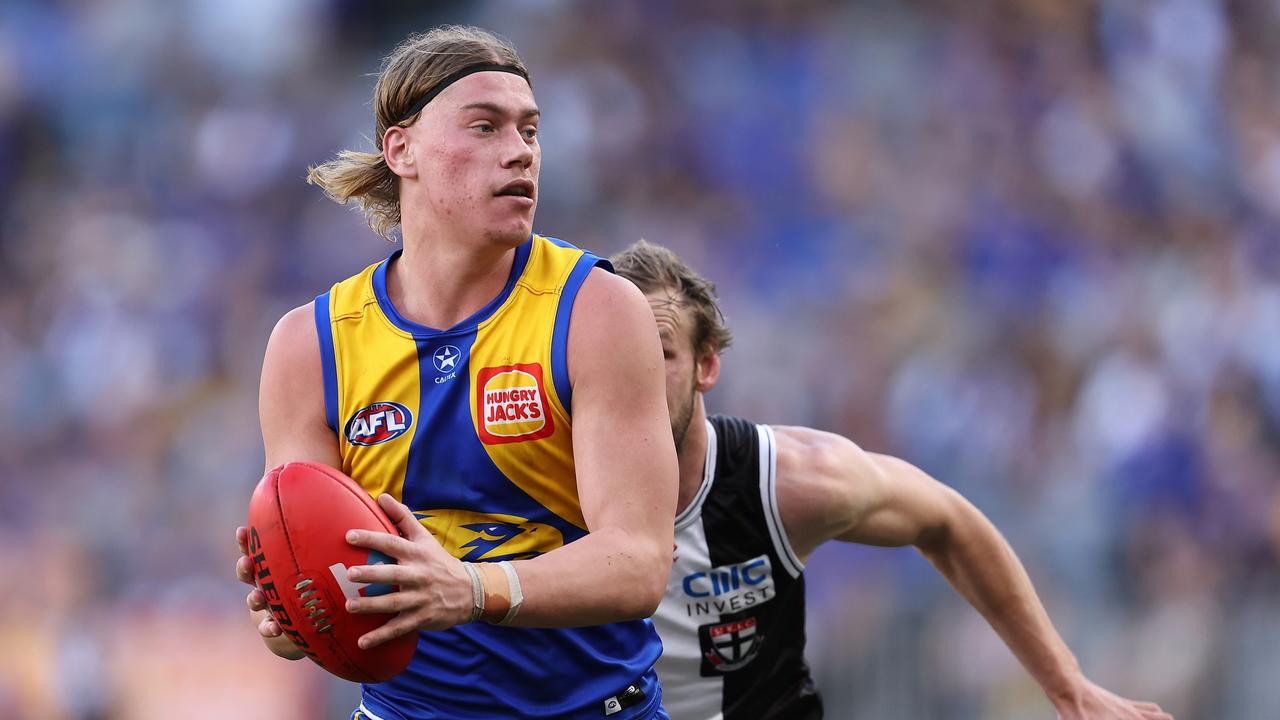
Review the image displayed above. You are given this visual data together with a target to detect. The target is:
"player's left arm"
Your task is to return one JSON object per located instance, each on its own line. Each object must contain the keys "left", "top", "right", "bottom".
{"left": 504, "top": 267, "right": 678, "bottom": 625}
{"left": 773, "top": 425, "right": 1172, "bottom": 720}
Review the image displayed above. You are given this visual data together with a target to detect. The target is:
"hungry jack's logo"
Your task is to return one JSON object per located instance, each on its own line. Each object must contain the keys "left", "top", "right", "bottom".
{"left": 475, "top": 363, "right": 554, "bottom": 445}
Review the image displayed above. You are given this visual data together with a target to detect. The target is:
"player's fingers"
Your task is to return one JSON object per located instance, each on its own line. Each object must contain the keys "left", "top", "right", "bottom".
{"left": 236, "top": 526, "right": 249, "bottom": 553}
{"left": 236, "top": 554, "right": 257, "bottom": 584}
{"left": 346, "top": 528, "right": 415, "bottom": 558}
{"left": 378, "top": 493, "right": 428, "bottom": 540}
{"left": 346, "top": 589, "right": 408, "bottom": 616}
{"left": 246, "top": 588, "right": 267, "bottom": 611}
{"left": 258, "top": 616, "right": 282, "bottom": 638}
{"left": 347, "top": 562, "right": 407, "bottom": 587}
{"left": 357, "top": 612, "right": 418, "bottom": 649}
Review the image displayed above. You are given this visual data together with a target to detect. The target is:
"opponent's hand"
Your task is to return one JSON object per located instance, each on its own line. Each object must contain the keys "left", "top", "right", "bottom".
{"left": 1054, "top": 678, "right": 1173, "bottom": 720}
{"left": 343, "top": 494, "right": 475, "bottom": 648}
{"left": 235, "top": 526, "right": 303, "bottom": 659}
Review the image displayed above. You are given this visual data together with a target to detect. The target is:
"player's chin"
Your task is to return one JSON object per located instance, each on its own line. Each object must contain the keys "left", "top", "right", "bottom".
{"left": 485, "top": 216, "right": 535, "bottom": 246}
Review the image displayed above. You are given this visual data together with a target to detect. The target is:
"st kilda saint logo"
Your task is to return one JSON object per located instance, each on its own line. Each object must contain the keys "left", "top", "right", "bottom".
{"left": 698, "top": 616, "right": 763, "bottom": 675}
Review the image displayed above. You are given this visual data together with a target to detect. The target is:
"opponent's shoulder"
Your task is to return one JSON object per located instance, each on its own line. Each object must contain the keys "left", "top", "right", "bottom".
{"left": 771, "top": 425, "right": 881, "bottom": 486}
{"left": 770, "top": 425, "right": 888, "bottom": 559}
{"left": 709, "top": 414, "right": 758, "bottom": 444}
{"left": 704, "top": 415, "right": 763, "bottom": 479}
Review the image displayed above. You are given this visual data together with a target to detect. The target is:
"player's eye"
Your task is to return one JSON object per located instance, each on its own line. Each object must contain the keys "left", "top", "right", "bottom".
{"left": 473, "top": 122, "right": 496, "bottom": 133}
{"left": 522, "top": 125, "right": 539, "bottom": 140}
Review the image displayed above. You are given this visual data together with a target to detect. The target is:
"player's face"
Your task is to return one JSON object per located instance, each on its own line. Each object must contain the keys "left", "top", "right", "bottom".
{"left": 405, "top": 71, "right": 541, "bottom": 247}
{"left": 647, "top": 290, "right": 700, "bottom": 450}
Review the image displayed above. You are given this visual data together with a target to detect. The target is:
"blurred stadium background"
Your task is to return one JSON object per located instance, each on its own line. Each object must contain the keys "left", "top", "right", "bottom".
{"left": 1, "top": 0, "right": 1278, "bottom": 717}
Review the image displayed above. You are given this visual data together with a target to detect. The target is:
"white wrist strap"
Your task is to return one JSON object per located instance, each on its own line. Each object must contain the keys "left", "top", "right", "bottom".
{"left": 462, "top": 563, "right": 484, "bottom": 623}
{"left": 497, "top": 561, "right": 523, "bottom": 625}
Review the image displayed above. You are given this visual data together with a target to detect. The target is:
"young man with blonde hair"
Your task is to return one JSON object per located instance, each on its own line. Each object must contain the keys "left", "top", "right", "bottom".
{"left": 613, "top": 239, "right": 1172, "bottom": 720}
{"left": 234, "top": 28, "right": 677, "bottom": 719}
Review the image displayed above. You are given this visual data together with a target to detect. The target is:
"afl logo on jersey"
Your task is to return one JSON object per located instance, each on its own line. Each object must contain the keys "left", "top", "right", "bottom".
{"left": 344, "top": 401, "right": 413, "bottom": 446}
{"left": 475, "top": 363, "right": 554, "bottom": 445}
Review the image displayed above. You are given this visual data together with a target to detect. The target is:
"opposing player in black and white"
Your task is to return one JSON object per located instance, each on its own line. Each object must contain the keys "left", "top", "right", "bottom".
{"left": 612, "top": 241, "right": 1172, "bottom": 720}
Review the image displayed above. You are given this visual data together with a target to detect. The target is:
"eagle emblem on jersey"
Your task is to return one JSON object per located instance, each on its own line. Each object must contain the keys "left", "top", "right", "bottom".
{"left": 699, "top": 616, "right": 763, "bottom": 674}
{"left": 412, "top": 509, "right": 563, "bottom": 561}
{"left": 475, "top": 363, "right": 555, "bottom": 445}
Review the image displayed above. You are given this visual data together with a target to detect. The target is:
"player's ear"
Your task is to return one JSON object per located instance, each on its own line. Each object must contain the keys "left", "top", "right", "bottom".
{"left": 693, "top": 345, "right": 720, "bottom": 393}
{"left": 383, "top": 126, "right": 417, "bottom": 179}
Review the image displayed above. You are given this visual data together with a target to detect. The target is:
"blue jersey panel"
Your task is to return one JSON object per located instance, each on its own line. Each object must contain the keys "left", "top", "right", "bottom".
{"left": 363, "top": 626, "right": 664, "bottom": 720}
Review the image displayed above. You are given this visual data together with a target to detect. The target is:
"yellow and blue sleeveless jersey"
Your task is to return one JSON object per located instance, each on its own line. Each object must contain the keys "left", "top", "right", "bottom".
{"left": 314, "top": 234, "right": 665, "bottom": 719}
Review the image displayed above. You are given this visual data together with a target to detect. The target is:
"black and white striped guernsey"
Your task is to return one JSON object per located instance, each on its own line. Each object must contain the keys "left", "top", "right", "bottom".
{"left": 653, "top": 416, "right": 823, "bottom": 719}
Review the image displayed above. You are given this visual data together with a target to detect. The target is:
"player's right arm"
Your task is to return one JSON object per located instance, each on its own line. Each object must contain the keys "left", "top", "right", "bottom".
{"left": 235, "top": 302, "right": 342, "bottom": 661}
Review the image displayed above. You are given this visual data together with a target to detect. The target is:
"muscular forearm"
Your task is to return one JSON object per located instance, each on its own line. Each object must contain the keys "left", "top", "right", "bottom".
{"left": 505, "top": 527, "right": 670, "bottom": 627}
{"left": 916, "top": 496, "right": 1083, "bottom": 703}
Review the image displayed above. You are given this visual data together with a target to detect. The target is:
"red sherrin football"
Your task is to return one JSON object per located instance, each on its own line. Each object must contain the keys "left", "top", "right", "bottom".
{"left": 247, "top": 461, "right": 416, "bottom": 683}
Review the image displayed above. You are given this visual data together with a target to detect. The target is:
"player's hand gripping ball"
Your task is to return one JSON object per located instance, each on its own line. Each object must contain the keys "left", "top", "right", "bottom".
{"left": 247, "top": 461, "right": 416, "bottom": 682}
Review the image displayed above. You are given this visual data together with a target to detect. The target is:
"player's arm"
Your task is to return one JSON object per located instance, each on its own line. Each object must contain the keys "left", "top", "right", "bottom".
{"left": 508, "top": 268, "right": 678, "bottom": 625}
{"left": 234, "top": 302, "right": 342, "bottom": 660}
{"left": 773, "top": 426, "right": 1172, "bottom": 720}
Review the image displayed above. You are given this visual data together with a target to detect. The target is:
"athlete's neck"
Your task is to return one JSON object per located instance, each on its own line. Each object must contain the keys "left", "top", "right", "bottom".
{"left": 674, "top": 396, "right": 710, "bottom": 516}
{"left": 388, "top": 232, "right": 518, "bottom": 330}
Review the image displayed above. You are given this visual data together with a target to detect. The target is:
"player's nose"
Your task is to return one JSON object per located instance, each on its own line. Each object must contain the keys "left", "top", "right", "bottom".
{"left": 500, "top": 126, "right": 534, "bottom": 169}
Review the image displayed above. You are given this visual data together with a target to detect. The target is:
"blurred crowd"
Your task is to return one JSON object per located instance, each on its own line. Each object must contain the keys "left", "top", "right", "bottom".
{"left": 0, "top": 0, "right": 1277, "bottom": 718}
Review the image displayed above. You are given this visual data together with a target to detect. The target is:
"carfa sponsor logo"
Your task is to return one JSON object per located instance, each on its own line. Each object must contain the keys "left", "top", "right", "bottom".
{"left": 475, "top": 363, "right": 554, "bottom": 445}
{"left": 344, "top": 401, "right": 413, "bottom": 446}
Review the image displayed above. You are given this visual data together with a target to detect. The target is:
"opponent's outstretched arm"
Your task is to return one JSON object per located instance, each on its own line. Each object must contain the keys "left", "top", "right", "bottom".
{"left": 772, "top": 425, "right": 1172, "bottom": 720}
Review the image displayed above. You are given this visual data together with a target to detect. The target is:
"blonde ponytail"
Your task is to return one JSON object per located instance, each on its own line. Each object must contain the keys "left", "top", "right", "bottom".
{"left": 307, "top": 149, "right": 401, "bottom": 240}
